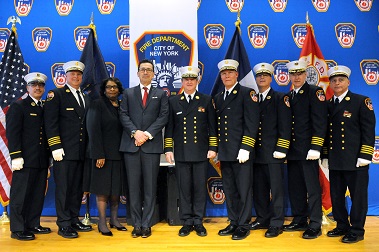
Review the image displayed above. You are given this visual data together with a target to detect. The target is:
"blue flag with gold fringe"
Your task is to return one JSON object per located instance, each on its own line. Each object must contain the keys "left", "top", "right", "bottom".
{"left": 79, "top": 28, "right": 109, "bottom": 100}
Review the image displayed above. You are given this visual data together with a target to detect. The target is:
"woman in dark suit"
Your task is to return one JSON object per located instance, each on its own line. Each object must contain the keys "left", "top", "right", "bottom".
{"left": 86, "top": 77, "right": 125, "bottom": 236}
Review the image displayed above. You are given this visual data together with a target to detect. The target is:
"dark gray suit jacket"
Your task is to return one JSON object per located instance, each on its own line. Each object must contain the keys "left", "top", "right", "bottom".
{"left": 119, "top": 85, "right": 169, "bottom": 154}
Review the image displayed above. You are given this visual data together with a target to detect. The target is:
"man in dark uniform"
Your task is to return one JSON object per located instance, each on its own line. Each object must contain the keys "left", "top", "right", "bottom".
{"left": 119, "top": 59, "right": 169, "bottom": 238}
{"left": 249, "top": 63, "right": 292, "bottom": 238}
{"left": 283, "top": 60, "right": 327, "bottom": 239}
{"left": 214, "top": 59, "right": 259, "bottom": 240}
{"left": 44, "top": 61, "right": 92, "bottom": 238}
{"left": 164, "top": 66, "right": 218, "bottom": 237}
{"left": 7, "top": 72, "right": 51, "bottom": 240}
{"left": 322, "top": 65, "right": 375, "bottom": 243}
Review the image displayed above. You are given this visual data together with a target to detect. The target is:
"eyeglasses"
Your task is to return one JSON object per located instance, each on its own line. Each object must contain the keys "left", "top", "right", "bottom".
{"left": 27, "top": 82, "right": 45, "bottom": 87}
{"left": 139, "top": 68, "right": 154, "bottom": 73}
{"left": 105, "top": 85, "right": 119, "bottom": 90}
{"left": 256, "top": 73, "right": 271, "bottom": 78}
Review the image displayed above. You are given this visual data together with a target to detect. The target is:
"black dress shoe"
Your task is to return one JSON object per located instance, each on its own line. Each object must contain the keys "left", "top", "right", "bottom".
{"left": 178, "top": 225, "right": 193, "bottom": 237}
{"left": 232, "top": 227, "right": 250, "bottom": 240}
{"left": 327, "top": 228, "right": 348, "bottom": 237}
{"left": 58, "top": 226, "right": 78, "bottom": 238}
{"left": 141, "top": 227, "right": 151, "bottom": 238}
{"left": 194, "top": 224, "right": 207, "bottom": 237}
{"left": 109, "top": 223, "right": 127, "bottom": 231}
{"left": 71, "top": 222, "right": 93, "bottom": 232}
{"left": 302, "top": 228, "right": 321, "bottom": 239}
{"left": 98, "top": 226, "right": 113, "bottom": 236}
{"left": 132, "top": 227, "right": 142, "bottom": 238}
{"left": 342, "top": 232, "right": 364, "bottom": 243}
{"left": 218, "top": 224, "right": 238, "bottom": 236}
{"left": 265, "top": 226, "right": 283, "bottom": 238}
{"left": 27, "top": 225, "right": 51, "bottom": 234}
{"left": 11, "top": 231, "right": 35, "bottom": 241}
{"left": 283, "top": 222, "right": 308, "bottom": 231}
{"left": 249, "top": 221, "right": 269, "bottom": 230}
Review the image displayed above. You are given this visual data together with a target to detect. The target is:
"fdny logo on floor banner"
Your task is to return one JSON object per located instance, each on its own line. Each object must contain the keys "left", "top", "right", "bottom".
{"left": 373, "top": 136, "right": 379, "bottom": 164}
{"left": 204, "top": 24, "right": 225, "bottom": 49}
{"left": 272, "top": 60, "right": 290, "bottom": 86}
{"left": 55, "top": 0, "right": 74, "bottom": 16}
{"left": 335, "top": 23, "right": 356, "bottom": 48}
{"left": 117, "top": 25, "right": 130, "bottom": 50}
{"left": 355, "top": 0, "right": 373, "bottom": 11}
{"left": 74, "top": 26, "right": 91, "bottom": 51}
{"left": 225, "top": 0, "right": 244, "bottom": 12}
{"left": 97, "top": 0, "right": 115, "bottom": 14}
{"left": 360, "top": 60, "right": 379, "bottom": 85}
{"left": 269, "top": 0, "right": 287, "bottom": 12}
{"left": 0, "top": 28, "right": 10, "bottom": 52}
{"left": 134, "top": 31, "right": 194, "bottom": 96}
{"left": 312, "top": 0, "right": 330, "bottom": 12}
{"left": 291, "top": 24, "right": 307, "bottom": 48}
{"left": 326, "top": 60, "right": 337, "bottom": 69}
{"left": 198, "top": 61, "right": 204, "bottom": 84}
{"left": 14, "top": 0, "right": 33, "bottom": 16}
{"left": 51, "top": 63, "right": 66, "bottom": 88}
{"left": 207, "top": 177, "right": 225, "bottom": 204}
{"left": 105, "top": 62, "right": 116, "bottom": 77}
{"left": 32, "top": 27, "right": 52, "bottom": 52}
{"left": 248, "top": 24, "right": 269, "bottom": 49}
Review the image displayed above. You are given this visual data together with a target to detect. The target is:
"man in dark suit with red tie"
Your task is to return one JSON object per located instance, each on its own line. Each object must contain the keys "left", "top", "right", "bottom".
{"left": 249, "top": 63, "right": 292, "bottom": 238}
{"left": 283, "top": 60, "right": 327, "bottom": 239}
{"left": 214, "top": 59, "right": 259, "bottom": 240}
{"left": 322, "top": 65, "right": 375, "bottom": 243}
{"left": 119, "top": 59, "right": 169, "bottom": 238}
{"left": 164, "top": 66, "right": 217, "bottom": 237}
{"left": 44, "top": 61, "right": 92, "bottom": 238}
{"left": 7, "top": 72, "right": 51, "bottom": 241}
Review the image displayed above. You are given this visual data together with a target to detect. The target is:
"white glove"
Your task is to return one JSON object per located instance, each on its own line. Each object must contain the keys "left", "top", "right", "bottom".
{"left": 356, "top": 158, "right": 371, "bottom": 167}
{"left": 319, "top": 158, "right": 329, "bottom": 169}
{"left": 52, "top": 148, "right": 65, "bottom": 161}
{"left": 11, "top": 158, "right": 24, "bottom": 171}
{"left": 237, "top": 149, "right": 250, "bottom": 163}
{"left": 273, "top": 151, "right": 286, "bottom": 159}
{"left": 306, "top": 149, "right": 320, "bottom": 160}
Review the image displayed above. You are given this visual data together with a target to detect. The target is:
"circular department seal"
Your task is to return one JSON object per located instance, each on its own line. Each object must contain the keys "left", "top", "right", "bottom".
{"left": 306, "top": 65, "right": 320, "bottom": 86}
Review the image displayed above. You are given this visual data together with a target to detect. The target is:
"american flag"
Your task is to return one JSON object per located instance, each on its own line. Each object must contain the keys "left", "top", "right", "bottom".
{"left": 0, "top": 30, "right": 28, "bottom": 206}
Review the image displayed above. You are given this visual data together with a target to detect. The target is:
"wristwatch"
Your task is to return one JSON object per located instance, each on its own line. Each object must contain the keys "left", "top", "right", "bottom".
{"left": 131, "top": 130, "right": 137, "bottom": 138}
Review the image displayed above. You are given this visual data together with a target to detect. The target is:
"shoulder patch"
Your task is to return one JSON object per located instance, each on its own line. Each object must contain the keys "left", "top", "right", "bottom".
{"left": 250, "top": 90, "right": 258, "bottom": 102}
{"left": 365, "top": 98, "right": 374, "bottom": 111}
{"left": 46, "top": 91, "right": 55, "bottom": 101}
{"left": 283, "top": 95, "right": 290, "bottom": 108}
{"left": 316, "top": 90, "right": 325, "bottom": 102}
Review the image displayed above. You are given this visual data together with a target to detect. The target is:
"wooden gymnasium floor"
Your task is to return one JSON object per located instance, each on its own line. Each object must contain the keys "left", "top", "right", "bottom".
{"left": 1, "top": 216, "right": 379, "bottom": 252}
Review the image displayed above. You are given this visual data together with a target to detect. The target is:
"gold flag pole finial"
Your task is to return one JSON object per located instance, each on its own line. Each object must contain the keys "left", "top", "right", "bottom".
{"left": 89, "top": 12, "right": 97, "bottom": 38}
{"left": 7, "top": 16, "right": 21, "bottom": 35}
{"left": 306, "top": 11, "right": 310, "bottom": 24}
{"left": 235, "top": 8, "right": 242, "bottom": 35}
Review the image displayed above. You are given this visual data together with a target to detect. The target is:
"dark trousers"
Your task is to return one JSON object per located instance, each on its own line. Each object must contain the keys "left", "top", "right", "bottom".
{"left": 53, "top": 160, "right": 84, "bottom": 228}
{"left": 175, "top": 160, "right": 208, "bottom": 226}
{"left": 221, "top": 160, "right": 253, "bottom": 229}
{"left": 330, "top": 169, "right": 369, "bottom": 236}
{"left": 253, "top": 163, "right": 285, "bottom": 227}
{"left": 287, "top": 160, "right": 322, "bottom": 229}
{"left": 10, "top": 168, "right": 48, "bottom": 232}
{"left": 124, "top": 151, "right": 160, "bottom": 228}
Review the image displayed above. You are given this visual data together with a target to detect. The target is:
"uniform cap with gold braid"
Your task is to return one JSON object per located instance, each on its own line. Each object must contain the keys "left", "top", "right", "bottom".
{"left": 327, "top": 65, "right": 351, "bottom": 79}
{"left": 24, "top": 72, "right": 47, "bottom": 84}
{"left": 63, "top": 60, "right": 85, "bottom": 73}
{"left": 217, "top": 59, "right": 239, "bottom": 72}
{"left": 253, "top": 62, "right": 274, "bottom": 75}
{"left": 180, "top": 66, "right": 200, "bottom": 78}
{"left": 286, "top": 60, "right": 308, "bottom": 74}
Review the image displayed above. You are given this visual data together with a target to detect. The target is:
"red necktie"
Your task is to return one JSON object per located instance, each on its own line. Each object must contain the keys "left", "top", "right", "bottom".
{"left": 142, "top": 87, "right": 148, "bottom": 107}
